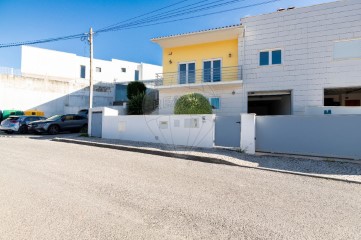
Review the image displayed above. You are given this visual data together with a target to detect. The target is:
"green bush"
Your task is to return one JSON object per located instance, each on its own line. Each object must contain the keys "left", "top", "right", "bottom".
{"left": 127, "top": 93, "right": 145, "bottom": 115}
{"left": 127, "top": 82, "right": 146, "bottom": 100}
{"left": 174, "top": 93, "right": 212, "bottom": 114}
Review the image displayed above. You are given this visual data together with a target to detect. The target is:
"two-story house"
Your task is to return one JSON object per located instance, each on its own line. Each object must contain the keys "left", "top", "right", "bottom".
{"left": 152, "top": 0, "right": 361, "bottom": 116}
{"left": 151, "top": 25, "right": 244, "bottom": 116}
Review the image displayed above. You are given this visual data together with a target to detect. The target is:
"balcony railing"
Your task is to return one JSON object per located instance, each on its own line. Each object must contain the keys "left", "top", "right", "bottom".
{"left": 148, "top": 65, "right": 242, "bottom": 87}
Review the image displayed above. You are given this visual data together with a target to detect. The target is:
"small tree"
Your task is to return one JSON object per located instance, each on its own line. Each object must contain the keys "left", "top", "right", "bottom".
{"left": 127, "top": 82, "right": 146, "bottom": 100}
{"left": 174, "top": 93, "right": 212, "bottom": 114}
{"left": 127, "top": 93, "right": 145, "bottom": 115}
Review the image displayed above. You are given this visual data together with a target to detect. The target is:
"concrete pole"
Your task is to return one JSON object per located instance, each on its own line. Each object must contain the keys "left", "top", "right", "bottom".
{"left": 89, "top": 27, "right": 94, "bottom": 109}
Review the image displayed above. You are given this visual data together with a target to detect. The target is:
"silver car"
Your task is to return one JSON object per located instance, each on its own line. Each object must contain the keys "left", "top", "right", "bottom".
{"left": 0, "top": 115, "right": 46, "bottom": 134}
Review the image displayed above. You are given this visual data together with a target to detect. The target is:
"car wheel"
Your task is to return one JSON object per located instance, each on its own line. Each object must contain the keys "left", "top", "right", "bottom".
{"left": 18, "top": 125, "right": 28, "bottom": 134}
{"left": 80, "top": 124, "right": 88, "bottom": 133}
{"left": 48, "top": 125, "right": 59, "bottom": 135}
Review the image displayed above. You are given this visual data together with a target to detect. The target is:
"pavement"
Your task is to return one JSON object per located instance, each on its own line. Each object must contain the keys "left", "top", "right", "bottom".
{"left": 1, "top": 137, "right": 361, "bottom": 239}
{"left": 54, "top": 135, "right": 361, "bottom": 184}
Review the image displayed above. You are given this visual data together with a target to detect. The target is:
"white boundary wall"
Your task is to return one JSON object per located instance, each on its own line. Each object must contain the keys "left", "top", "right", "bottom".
{"left": 102, "top": 114, "right": 215, "bottom": 148}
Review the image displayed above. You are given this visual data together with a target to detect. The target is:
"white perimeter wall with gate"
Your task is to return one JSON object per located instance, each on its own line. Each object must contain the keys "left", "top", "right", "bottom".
{"left": 101, "top": 114, "right": 215, "bottom": 148}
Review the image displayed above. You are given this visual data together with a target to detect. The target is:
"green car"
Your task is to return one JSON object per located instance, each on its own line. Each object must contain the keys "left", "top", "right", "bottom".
{"left": 2, "top": 110, "right": 24, "bottom": 120}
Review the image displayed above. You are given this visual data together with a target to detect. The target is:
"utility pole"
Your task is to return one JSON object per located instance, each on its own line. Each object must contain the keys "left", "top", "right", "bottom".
{"left": 88, "top": 27, "right": 94, "bottom": 109}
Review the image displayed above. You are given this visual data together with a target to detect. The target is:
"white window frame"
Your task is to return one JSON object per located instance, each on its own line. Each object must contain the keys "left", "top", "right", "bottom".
{"left": 203, "top": 58, "right": 222, "bottom": 82}
{"left": 259, "top": 49, "right": 283, "bottom": 66}
{"left": 178, "top": 61, "right": 196, "bottom": 84}
{"left": 96, "top": 67, "right": 101, "bottom": 72}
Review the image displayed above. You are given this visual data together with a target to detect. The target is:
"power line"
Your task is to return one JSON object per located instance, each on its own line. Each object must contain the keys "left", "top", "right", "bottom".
{"left": 97, "top": 0, "right": 245, "bottom": 33}
{"left": 98, "top": 0, "right": 279, "bottom": 33}
{"left": 0, "top": 0, "right": 279, "bottom": 48}
{"left": 96, "top": 0, "right": 192, "bottom": 32}
{"left": 0, "top": 33, "right": 87, "bottom": 48}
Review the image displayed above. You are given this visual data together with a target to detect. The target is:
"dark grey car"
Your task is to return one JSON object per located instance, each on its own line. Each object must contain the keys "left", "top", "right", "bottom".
{"left": 28, "top": 114, "right": 88, "bottom": 135}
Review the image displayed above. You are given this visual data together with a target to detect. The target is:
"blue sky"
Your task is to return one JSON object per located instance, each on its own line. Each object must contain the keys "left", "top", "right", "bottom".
{"left": 0, "top": 0, "right": 336, "bottom": 68}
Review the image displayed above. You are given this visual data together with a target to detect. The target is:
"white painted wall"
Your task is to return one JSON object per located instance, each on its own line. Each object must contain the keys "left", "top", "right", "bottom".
{"left": 0, "top": 74, "right": 115, "bottom": 117}
{"left": 305, "top": 106, "right": 361, "bottom": 115}
{"left": 21, "top": 46, "right": 162, "bottom": 83}
{"left": 101, "top": 114, "right": 215, "bottom": 148}
{"left": 158, "top": 85, "right": 243, "bottom": 116}
{"left": 239, "top": 0, "right": 361, "bottom": 115}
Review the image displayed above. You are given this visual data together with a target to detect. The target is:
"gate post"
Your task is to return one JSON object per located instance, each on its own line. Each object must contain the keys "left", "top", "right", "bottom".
{"left": 240, "top": 114, "right": 256, "bottom": 154}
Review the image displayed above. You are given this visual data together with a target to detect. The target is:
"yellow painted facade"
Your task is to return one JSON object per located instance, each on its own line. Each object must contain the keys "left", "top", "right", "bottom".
{"left": 162, "top": 39, "right": 239, "bottom": 85}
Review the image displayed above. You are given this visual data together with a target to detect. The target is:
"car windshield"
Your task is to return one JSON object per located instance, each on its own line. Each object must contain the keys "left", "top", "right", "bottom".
{"left": 46, "top": 115, "right": 62, "bottom": 121}
{"left": 8, "top": 116, "right": 20, "bottom": 121}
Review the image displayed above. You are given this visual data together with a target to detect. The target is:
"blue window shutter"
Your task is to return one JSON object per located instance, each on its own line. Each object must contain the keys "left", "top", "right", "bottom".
{"left": 210, "top": 98, "right": 220, "bottom": 110}
{"left": 272, "top": 50, "right": 282, "bottom": 64}
{"left": 260, "top": 52, "right": 269, "bottom": 66}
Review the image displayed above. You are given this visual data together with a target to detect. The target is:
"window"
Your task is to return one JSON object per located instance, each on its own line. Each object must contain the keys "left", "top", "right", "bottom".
{"left": 134, "top": 70, "right": 139, "bottom": 81}
{"left": 334, "top": 39, "right": 361, "bottom": 60}
{"left": 74, "top": 115, "right": 86, "bottom": 120}
{"left": 203, "top": 59, "right": 221, "bottom": 82}
{"left": 121, "top": 68, "right": 126, "bottom": 73}
{"left": 209, "top": 97, "right": 220, "bottom": 110}
{"left": 63, "top": 115, "right": 74, "bottom": 121}
{"left": 115, "top": 84, "right": 128, "bottom": 102}
{"left": 179, "top": 62, "right": 195, "bottom": 84}
{"left": 96, "top": 67, "right": 101, "bottom": 72}
{"left": 260, "top": 50, "right": 282, "bottom": 66}
{"left": 272, "top": 50, "right": 282, "bottom": 64}
{"left": 260, "top": 52, "right": 269, "bottom": 66}
{"left": 80, "top": 65, "right": 86, "bottom": 78}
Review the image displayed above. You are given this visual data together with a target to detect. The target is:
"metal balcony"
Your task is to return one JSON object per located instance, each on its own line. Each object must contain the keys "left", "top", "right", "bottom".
{"left": 146, "top": 65, "right": 242, "bottom": 87}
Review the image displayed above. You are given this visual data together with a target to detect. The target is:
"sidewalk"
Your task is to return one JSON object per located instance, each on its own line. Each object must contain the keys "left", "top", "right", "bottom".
{"left": 53, "top": 136, "right": 361, "bottom": 184}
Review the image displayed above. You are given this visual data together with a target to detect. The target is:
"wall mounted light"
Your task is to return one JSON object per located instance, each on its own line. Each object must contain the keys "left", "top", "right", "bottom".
{"left": 229, "top": 53, "right": 232, "bottom": 58}
{"left": 232, "top": 90, "right": 236, "bottom": 95}
{"left": 168, "top": 52, "right": 173, "bottom": 56}
{"left": 169, "top": 60, "right": 173, "bottom": 64}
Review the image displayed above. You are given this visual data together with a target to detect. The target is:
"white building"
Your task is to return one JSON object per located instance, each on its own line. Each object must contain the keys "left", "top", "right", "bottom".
{"left": 21, "top": 45, "right": 162, "bottom": 83}
{"left": 239, "top": 0, "right": 361, "bottom": 115}
{"left": 0, "top": 46, "right": 162, "bottom": 116}
{"left": 150, "top": 0, "right": 361, "bottom": 116}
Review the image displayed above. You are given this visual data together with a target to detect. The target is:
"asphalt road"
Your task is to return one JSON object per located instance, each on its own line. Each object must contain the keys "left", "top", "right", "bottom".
{"left": 0, "top": 137, "right": 361, "bottom": 240}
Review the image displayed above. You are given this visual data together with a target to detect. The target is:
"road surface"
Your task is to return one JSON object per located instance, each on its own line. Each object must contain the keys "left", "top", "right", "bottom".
{"left": 0, "top": 137, "right": 360, "bottom": 239}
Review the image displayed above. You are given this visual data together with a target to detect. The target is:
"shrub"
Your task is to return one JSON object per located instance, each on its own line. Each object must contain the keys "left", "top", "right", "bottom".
{"left": 127, "top": 93, "right": 145, "bottom": 115}
{"left": 127, "top": 81, "right": 146, "bottom": 100}
{"left": 174, "top": 93, "right": 212, "bottom": 114}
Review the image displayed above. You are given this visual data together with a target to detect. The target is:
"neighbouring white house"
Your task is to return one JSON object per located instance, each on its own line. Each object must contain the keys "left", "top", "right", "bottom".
{"left": 239, "top": 0, "right": 361, "bottom": 115}
{"left": 0, "top": 46, "right": 162, "bottom": 116}
{"left": 21, "top": 46, "right": 162, "bottom": 104}
{"left": 21, "top": 45, "right": 162, "bottom": 83}
{"left": 150, "top": 0, "right": 361, "bottom": 116}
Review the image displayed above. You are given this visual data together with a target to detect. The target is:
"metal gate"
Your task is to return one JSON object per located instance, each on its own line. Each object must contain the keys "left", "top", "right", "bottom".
{"left": 91, "top": 111, "right": 102, "bottom": 137}
{"left": 255, "top": 115, "right": 361, "bottom": 160}
{"left": 214, "top": 115, "right": 241, "bottom": 148}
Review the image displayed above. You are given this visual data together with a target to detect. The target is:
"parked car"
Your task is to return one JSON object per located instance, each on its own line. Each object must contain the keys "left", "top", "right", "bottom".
{"left": 28, "top": 114, "right": 88, "bottom": 135}
{"left": 0, "top": 115, "right": 46, "bottom": 134}
{"left": 78, "top": 109, "right": 88, "bottom": 117}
